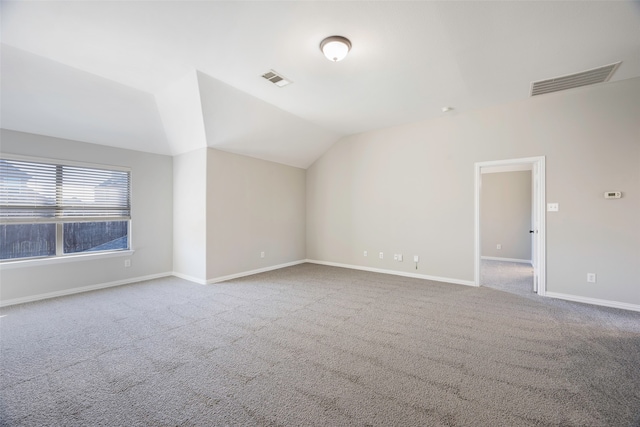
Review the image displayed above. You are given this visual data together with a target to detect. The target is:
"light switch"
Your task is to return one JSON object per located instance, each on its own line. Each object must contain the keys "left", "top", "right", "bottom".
{"left": 547, "top": 203, "right": 559, "bottom": 212}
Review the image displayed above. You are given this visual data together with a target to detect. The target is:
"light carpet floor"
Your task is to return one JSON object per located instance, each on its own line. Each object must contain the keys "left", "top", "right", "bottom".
{"left": 1, "top": 263, "right": 639, "bottom": 426}
{"left": 481, "top": 259, "right": 534, "bottom": 297}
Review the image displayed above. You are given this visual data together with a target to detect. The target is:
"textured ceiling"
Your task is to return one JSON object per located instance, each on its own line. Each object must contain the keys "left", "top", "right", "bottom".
{"left": 1, "top": 1, "right": 639, "bottom": 168}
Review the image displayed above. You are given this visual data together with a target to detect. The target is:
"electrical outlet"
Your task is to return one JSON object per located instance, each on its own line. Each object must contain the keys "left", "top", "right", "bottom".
{"left": 587, "top": 273, "right": 596, "bottom": 283}
{"left": 364, "top": 251, "right": 367, "bottom": 257}
{"left": 496, "top": 244, "right": 502, "bottom": 250}
{"left": 393, "top": 254, "right": 398, "bottom": 261}
{"left": 397, "top": 254, "right": 403, "bottom": 262}
{"left": 379, "top": 252, "right": 384, "bottom": 259}
{"left": 260, "top": 251, "right": 265, "bottom": 258}
{"left": 124, "top": 259, "right": 131, "bottom": 268}
{"left": 413, "top": 255, "right": 419, "bottom": 262}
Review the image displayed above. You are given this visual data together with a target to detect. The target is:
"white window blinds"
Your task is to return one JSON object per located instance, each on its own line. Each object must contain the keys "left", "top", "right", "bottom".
{"left": 0, "top": 158, "right": 130, "bottom": 223}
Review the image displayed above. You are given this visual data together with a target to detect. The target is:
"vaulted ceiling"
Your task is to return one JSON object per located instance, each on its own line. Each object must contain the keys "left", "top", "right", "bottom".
{"left": 2, "top": 1, "right": 639, "bottom": 168}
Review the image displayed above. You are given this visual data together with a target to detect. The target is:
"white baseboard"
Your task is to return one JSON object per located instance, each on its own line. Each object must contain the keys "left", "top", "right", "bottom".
{"left": 206, "top": 260, "right": 307, "bottom": 284}
{"left": 5, "top": 263, "right": 636, "bottom": 314}
{"left": 305, "top": 259, "right": 476, "bottom": 287}
{"left": 0, "top": 272, "right": 173, "bottom": 307}
{"left": 172, "top": 272, "right": 207, "bottom": 285}
{"left": 481, "top": 256, "right": 532, "bottom": 265}
{"left": 545, "top": 292, "right": 640, "bottom": 312}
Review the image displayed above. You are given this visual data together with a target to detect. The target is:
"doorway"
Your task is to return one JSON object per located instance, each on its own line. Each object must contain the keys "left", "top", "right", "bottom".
{"left": 474, "top": 157, "right": 546, "bottom": 295}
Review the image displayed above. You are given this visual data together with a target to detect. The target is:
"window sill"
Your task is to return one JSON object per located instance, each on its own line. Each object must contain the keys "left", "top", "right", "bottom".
{"left": 0, "top": 250, "right": 135, "bottom": 270}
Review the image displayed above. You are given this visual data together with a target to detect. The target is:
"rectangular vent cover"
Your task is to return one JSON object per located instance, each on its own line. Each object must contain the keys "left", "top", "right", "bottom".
{"left": 262, "top": 70, "right": 292, "bottom": 87}
{"left": 530, "top": 62, "right": 621, "bottom": 96}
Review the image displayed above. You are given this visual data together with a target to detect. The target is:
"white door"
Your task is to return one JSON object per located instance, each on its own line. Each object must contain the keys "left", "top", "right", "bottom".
{"left": 531, "top": 164, "right": 539, "bottom": 293}
{"left": 475, "top": 156, "right": 545, "bottom": 295}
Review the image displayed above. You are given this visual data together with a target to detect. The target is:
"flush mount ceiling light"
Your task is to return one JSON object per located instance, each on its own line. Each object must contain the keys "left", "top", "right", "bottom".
{"left": 320, "top": 36, "right": 351, "bottom": 62}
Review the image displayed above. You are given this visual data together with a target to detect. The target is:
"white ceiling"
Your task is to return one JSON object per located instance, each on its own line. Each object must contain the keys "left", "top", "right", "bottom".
{"left": 1, "top": 1, "right": 639, "bottom": 168}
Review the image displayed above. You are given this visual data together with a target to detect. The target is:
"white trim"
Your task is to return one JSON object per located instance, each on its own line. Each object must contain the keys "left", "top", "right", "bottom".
{"left": 474, "top": 162, "right": 481, "bottom": 288}
{"left": 481, "top": 164, "right": 533, "bottom": 174}
{"left": 545, "top": 292, "right": 640, "bottom": 313}
{"left": 0, "top": 272, "right": 172, "bottom": 307}
{"left": 537, "top": 158, "right": 546, "bottom": 295}
{"left": 475, "top": 156, "right": 545, "bottom": 168}
{"left": 481, "top": 256, "right": 532, "bottom": 265}
{"left": 305, "top": 259, "right": 475, "bottom": 287}
{"left": 1, "top": 216, "right": 131, "bottom": 225}
{"left": 0, "top": 152, "right": 131, "bottom": 172}
{"left": 475, "top": 156, "right": 546, "bottom": 295}
{"left": 0, "top": 249, "right": 135, "bottom": 270}
{"left": 206, "top": 260, "right": 307, "bottom": 284}
{"left": 172, "top": 271, "right": 207, "bottom": 285}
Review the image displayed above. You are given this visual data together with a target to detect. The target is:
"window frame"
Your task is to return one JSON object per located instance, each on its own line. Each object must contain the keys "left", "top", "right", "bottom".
{"left": 0, "top": 154, "right": 133, "bottom": 266}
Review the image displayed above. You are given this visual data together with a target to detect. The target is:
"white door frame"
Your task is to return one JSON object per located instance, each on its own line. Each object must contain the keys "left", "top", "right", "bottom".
{"left": 474, "top": 156, "right": 546, "bottom": 295}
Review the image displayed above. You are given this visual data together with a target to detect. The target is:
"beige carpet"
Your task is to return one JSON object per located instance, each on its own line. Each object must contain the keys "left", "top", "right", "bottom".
{"left": 481, "top": 259, "right": 534, "bottom": 297}
{"left": 1, "top": 263, "right": 639, "bottom": 426}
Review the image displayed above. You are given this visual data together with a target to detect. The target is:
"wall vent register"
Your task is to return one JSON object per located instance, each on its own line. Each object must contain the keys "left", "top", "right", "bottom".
{"left": 530, "top": 62, "right": 621, "bottom": 97}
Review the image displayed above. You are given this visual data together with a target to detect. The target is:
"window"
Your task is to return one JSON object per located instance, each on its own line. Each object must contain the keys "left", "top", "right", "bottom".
{"left": 0, "top": 156, "right": 131, "bottom": 261}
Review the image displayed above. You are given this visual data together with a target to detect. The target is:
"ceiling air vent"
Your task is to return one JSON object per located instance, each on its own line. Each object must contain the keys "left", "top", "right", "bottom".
{"left": 261, "top": 70, "right": 292, "bottom": 87}
{"left": 530, "top": 61, "right": 621, "bottom": 97}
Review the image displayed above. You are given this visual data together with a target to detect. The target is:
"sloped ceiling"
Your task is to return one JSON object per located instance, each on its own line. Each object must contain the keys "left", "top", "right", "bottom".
{"left": 1, "top": 45, "right": 169, "bottom": 155}
{"left": 1, "top": 1, "right": 639, "bottom": 168}
{"left": 197, "top": 72, "right": 340, "bottom": 168}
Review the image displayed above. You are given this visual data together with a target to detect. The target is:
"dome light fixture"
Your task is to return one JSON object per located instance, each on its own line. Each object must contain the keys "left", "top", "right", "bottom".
{"left": 320, "top": 36, "right": 352, "bottom": 62}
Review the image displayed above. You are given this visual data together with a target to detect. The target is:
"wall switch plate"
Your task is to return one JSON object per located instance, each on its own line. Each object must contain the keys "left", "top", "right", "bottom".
{"left": 496, "top": 244, "right": 502, "bottom": 250}
{"left": 124, "top": 259, "right": 131, "bottom": 268}
{"left": 413, "top": 255, "right": 419, "bottom": 262}
{"left": 260, "top": 251, "right": 265, "bottom": 258}
{"left": 379, "top": 252, "right": 384, "bottom": 259}
{"left": 587, "top": 273, "right": 596, "bottom": 283}
{"left": 547, "top": 203, "right": 559, "bottom": 212}
{"left": 364, "top": 251, "right": 367, "bottom": 257}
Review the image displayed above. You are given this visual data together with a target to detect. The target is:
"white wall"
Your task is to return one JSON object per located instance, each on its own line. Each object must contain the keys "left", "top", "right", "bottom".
{"left": 3, "top": 78, "right": 638, "bottom": 310}
{"left": 481, "top": 171, "right": 532, "bottom": 261}
{"left": 307, "top": 77, "right": 640, "bottom": 307}
{"left": 0, "top": 138, "right": 304, "bottom": 298}
{"left": 173, "top": 148, "right": 207, "bottom": 282}
{"left": 206, "top": 148, "right": 306, "bottom": 280}
{"left": 0, "top": 129, "right": 173, "bottom": 303}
